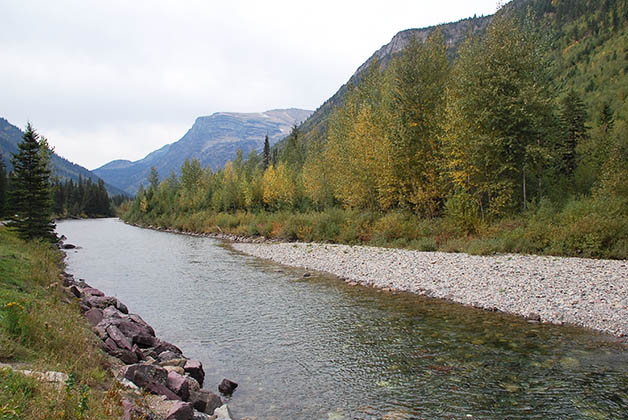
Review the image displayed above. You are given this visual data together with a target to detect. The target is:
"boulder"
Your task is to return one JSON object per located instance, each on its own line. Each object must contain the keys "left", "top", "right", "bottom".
{"left": 184, "top": 375, "right": 200, "bottom": 393}
{"left": 84, "top": 295, "right": 128, "bottom": 314}
{"left": 128, "top": 313, "right": 156, "bottom": 336}
{"left": 189, "top": 390, "right": 222, "bottom": 415}
{"left": 167, "top": 371, "right": 190, "bottom": 401}
{"left": 69, "top": 285, "right": 82, "bottom": 298}
{"left": 106, "top": 325, "right": 133, "bottom": 352}
{"left": 111, "top": 348, "right": 139, "bottom": 365}
{"left": 218, "top": 379, "right": 237, "bottom": 395}
{"left": 62, "top": 243, "right": 76, "bottom": 249}
{"left": 84, "top": 308, "right": 103, "bottom": 326}
{"left": 184, "top": 360, "right": 205, "bottom": 387}
{"left": 153, "top": 341, "right": 183, "bottom": 355}
{"left": 165, "top": 401, "right": 194, "bottom": 420}
{"left": 123, "top": 363, "right": 168, "bottom": 388}
{"left": 102, "top": 306, "right": 125, "bottom": 319}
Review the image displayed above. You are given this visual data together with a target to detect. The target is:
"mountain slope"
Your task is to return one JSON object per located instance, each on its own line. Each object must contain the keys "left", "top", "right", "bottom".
{"left": 94, "top": 108, "right": 312, "bottom": 195}
{"left": 0, "top": 118, "right": 126, "bottom": 196}
{"left": 285, "top": 15, "right": 492, "bottom": 149}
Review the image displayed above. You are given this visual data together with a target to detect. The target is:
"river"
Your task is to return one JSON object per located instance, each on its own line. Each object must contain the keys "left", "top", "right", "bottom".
{"left": 57, "top": 218, "right": 628, "bottom": 419}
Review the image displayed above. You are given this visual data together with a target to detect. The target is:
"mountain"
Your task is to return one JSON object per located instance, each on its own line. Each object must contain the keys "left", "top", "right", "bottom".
{"left": 94, "top": 108, "right": 312, "bottom": 195}
{"left": 284, "top": 15, "right": 492, "bottom": 149}
{"left": 0, "top": 117, "right": 126, "bottom": 196}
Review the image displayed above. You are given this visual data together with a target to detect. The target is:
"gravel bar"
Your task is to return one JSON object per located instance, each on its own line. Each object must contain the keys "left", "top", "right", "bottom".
{"left": 232, "top": 242, "right": 628, "bottom": 338}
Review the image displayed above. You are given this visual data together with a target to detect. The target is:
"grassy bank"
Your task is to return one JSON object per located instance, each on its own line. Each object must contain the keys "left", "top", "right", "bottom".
{"left": 123, "top": 194, "right": 628, "bottom": 260}
{"left": 0, "top": 228, "right": 122, "bottom": 420}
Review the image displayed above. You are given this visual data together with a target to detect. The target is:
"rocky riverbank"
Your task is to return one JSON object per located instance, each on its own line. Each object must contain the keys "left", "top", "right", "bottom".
{"left": 231, "top": 241, "right": 628, "bottom": 340}
{"left": 61, "top": 271, "right": 238, "bottom": 420}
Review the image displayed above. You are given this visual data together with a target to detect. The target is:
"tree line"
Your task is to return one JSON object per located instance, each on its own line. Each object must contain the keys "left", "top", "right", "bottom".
{"left": 128, "top": 12, "right": 627, "bottom": 222}
{"left": 1, "top": 124, "right": 120, "bottom": 241}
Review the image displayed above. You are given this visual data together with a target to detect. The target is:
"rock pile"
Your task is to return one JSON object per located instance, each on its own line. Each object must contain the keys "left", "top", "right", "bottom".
{"left": 62, "top": 272, "right": 235, "bottom": 420}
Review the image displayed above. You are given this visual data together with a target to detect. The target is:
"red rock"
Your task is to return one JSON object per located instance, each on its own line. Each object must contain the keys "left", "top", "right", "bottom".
{"left": 167, "top": 371, "right": 190, "bottom": 401}
{"left": 184, "top": 359, "right": 204, "bottom": 387}
{"left": 165, "top": 401, "right": 193, "bottom": 420}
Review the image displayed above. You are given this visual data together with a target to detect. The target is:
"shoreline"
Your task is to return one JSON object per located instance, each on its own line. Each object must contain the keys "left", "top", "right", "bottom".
{"left": 230, "top": 241, "right": 628, "bottom": 342}
{"left": 124, "top": 221, "right": 628, "bottom": 342}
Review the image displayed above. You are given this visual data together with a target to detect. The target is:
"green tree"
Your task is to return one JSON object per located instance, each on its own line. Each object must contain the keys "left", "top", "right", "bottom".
{"left": 7, "top": 124, "right": 56, "bottom": 241}
{"left": 148, "top": 166, "right": 160, "bottom": 192}
{"left": 559, "top": 90, "right": 588, "bottom": 177}
{"left": 263, "top": 134, "right": 270, "bottom": 170}
{"left": 443, "top": 15, "right": 556, "bottom": 218}
{"left": 0, "top": 153, "right": 7, "bottom": 218}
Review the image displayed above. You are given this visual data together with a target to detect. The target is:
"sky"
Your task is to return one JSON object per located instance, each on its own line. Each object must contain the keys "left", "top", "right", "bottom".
{"left": 1, "top": 1, "right": 502, "bottom": 170}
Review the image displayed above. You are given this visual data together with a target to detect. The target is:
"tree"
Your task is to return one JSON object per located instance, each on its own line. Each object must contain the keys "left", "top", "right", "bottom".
{"left": 390, "top": 30, "right": 449, "bottom": 217}
{"left": 443, "top": 15, "right": 556, "bottom": 218}
{"left": 0, "top": 153, "right": 7, "bottom": 218}
{"left": 148, "top": 166, "right": 160, "bottom": 192}
{"left": 7, "top": 123, "right": 56, "bottom": 241}
{"left": 559, "top": 90, "right": 588, "bottom": 177}
{"left": 263, "top": 134, "right": 270, "bottom": 170}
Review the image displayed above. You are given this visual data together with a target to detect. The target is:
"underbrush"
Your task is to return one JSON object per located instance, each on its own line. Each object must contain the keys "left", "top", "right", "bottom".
{"left": 0, "top": 228, "right": 123, "bottom": 419}
{"left": 123, "top": 194, "right": 628, "bottom": 259}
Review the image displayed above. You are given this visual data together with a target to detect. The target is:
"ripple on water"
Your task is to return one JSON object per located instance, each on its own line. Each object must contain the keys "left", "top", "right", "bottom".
{"left": 57, "top": 219, "right": 628, "bottom": 420}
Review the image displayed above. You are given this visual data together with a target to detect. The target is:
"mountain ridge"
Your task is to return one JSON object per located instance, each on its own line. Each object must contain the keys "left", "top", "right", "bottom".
{"left": 94, "top": 108, "right": 312, "bottom": 194}
{"left": 0, "top": 117, "right": 126, "bottom": 196}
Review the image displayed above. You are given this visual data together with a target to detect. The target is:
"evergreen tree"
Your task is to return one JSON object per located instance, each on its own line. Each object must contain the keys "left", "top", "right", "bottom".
{"left": 148, "top": 166, "right": 160, "bottom": 191}
{"left": 7, "top": 124, "right": 56, "bottom": 241}
{"left": 0, "top": 153, "right": 7, "bottom": 218}
{"left": 559, "top": 90, "right": 588, "bottom": 177}
{"left": 263, "top": 134, "right": 270, "bottom": 170}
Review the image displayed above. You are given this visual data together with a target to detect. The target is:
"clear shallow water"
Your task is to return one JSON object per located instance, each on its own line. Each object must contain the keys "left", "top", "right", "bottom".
{"left": 57, "top": 218, "right": 628, "bottom": 420}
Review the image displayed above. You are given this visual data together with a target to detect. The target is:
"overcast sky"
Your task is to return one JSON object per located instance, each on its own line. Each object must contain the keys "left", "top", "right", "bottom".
{"left": 1, "top": 1, "right": 501, "bottom": 170}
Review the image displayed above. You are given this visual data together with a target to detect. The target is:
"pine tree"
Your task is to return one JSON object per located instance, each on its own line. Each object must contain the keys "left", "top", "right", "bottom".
{"left": 559, "top": 90, "right": 588, "bottom": 177}
{"left": 263, "top": 134, "right": 270, "bottom": 170}
{"left": 0, "top": 153, "right": 7, "bottom": 218}
{"left": 148, "top": 166, "right": 160, "bottom": 191}
{"left": 7, "top": 123, "right": 56, "bottom": 241}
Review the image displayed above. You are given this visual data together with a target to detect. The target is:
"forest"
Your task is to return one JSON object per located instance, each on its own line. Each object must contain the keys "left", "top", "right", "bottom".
{"left": 123, "top": 0, "right": 628, "bottom": 259}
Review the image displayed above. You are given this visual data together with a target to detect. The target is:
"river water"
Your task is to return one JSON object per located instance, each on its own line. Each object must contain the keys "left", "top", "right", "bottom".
{"left": 57, "top": 218, "right": 628, "bottom": 420}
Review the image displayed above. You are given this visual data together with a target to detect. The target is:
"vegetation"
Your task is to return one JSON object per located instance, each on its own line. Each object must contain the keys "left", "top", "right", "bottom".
{"left": 51, "top": 177, "right": 116, "bottom": 219}
{"left": 123, "top": 1, "right": 628, "bottom": 259}
{"left": 0, "top": 228, "right": 123, "bottom": 419}
{"left": 6, "top": 124, "right": 56, "bottom": 241}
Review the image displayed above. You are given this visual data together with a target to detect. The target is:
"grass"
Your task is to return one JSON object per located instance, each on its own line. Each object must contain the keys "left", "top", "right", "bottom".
{"left": 0, "top": 228, "right": 123, "bottom": 420}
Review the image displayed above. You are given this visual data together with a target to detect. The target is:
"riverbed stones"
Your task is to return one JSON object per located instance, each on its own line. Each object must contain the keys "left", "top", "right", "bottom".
{"left": 167, "top": 371, "right": 191, "bottom": 401}
{"left": 61, "top": 271, "right": 214, "bottom": 415}
{"left": 184, "top": 360, "right": 205, "bottom": 387}
{"left": 84, "top": 308, "right": 103, "bottom": 326}
{"left": 217, "top": 379, "right": 237, "bottom": 395}
{"left": 189, "top": 390, "right": 222, "bottom": 414}
{"left": 165, "top": 401, "right": 194, "bottom": 420}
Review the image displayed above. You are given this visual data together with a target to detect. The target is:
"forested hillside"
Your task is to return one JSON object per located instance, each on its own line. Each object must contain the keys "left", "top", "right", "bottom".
{"left": 124, "top": 0, "right": 628, "bottom": 259}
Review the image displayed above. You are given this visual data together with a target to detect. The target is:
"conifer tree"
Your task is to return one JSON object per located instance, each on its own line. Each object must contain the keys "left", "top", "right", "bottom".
{"left": 7, "top": 123, "right": 56, "bottom": 241}
{"left": 263, "top": 134, "right": 270, "bottom": 170}
{"left": 0, "top": 153, "right": 7, "bottom": 218}
{"left": 559, "top": 90, "right": 588, "bottom": 177}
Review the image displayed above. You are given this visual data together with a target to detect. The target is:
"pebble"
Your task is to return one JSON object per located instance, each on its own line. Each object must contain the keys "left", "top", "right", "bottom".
{"left": 232, "top": 242, "right": 628, "bottom": 338}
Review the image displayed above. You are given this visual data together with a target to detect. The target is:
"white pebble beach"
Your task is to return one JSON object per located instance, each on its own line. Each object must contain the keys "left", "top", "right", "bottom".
{"left": 232, "top": 241, "right": 628, "bottom": 339}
